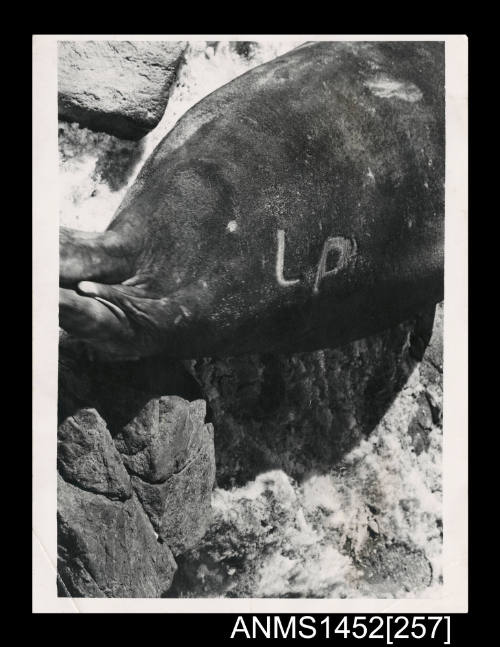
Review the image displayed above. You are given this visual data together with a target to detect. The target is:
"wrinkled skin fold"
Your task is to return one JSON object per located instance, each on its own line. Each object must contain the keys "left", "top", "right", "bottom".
{"left": 60, "top": 41, "right": 445, "bottom": 360}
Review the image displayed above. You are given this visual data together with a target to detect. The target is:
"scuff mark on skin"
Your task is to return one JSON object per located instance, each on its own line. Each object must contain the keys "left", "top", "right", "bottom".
{"left": 365, "top": 76, "right": 423, "bottom": 103}
{"left": 180, "top": 305, "right": 192, "bottom": 319}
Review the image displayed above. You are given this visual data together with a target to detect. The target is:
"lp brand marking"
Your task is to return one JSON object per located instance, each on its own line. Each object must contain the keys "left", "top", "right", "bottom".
{"left": 276, "top": 229, "right": 357, "bottom": 293}
{"left": 276, "top": 230, "right": 300, "bottom": 287}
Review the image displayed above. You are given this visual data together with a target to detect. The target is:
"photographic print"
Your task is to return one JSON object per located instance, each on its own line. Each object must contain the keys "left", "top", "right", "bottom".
{"left": 33, "top": 36, "right": 467, "bottom": 611}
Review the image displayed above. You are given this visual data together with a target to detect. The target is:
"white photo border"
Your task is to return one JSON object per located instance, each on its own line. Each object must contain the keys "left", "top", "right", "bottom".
{"left": 32, "top": 34, "right": 468, "bottom": 614}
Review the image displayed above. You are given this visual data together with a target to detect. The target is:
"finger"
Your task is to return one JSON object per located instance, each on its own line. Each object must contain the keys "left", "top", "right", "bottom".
{"left": 77, "top": 281, "right": 131, "bottom": 321}
{"left": 77, "top": 279, "right": 145, "bottom": 307}
{"left": 59, "top": 287, "right": 133, "bottom": 343}
{"left": 77, "top": 280, "right": 180, "bottom": 336}
{"left": 60, "top": 227, "right": 135, "bottom": 287}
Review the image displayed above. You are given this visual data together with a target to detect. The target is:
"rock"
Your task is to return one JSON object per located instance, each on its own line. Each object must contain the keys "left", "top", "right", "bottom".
{"left": 132, "top": 425, "right": 216, "bottom": 554}
{"left": 416, "top": 301, "right": 443, "bottom": 387}
{"left": 408, "top": 303, "right": 443, "bottom": 454}
{"left": 57, "top": 337, "right": 216, "bottom": 597}
{"left": 57, "top": 330, "right": 204, "bottom": 425}
{"left": 115, "top": 397, "right": 207, "bottom": 483}
{"left": 357, "top": 541, "right": 432, "bottom": 596}
{"left": 58, "top": 41, "right": 187, "bottom": 140}
{"left": 168, "top": 470, "right": 356, "bottom": 598}
{"left": 171, "top": 303, "right": 443, "bottom": 598}
{"left": 190, "top": 305, "right": 437, "bottom": 487}
{"left": 426, "top": 387, "right": 443, "bottom": 426}
{"left": 58, "top": 476, "right": 177, "bottom": 597}
{"left": 58, "top": 408, "right": 132, "bottom": 500}
{"left": 231, "top": 41, "right": 259, "bottom": 59}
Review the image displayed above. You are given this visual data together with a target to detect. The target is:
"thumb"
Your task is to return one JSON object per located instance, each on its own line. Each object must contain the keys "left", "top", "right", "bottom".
{"left": 77, "top": 281, "right": 130, "bottom": 321}
{"left": 59, "top": 287, "right": 133, "bottom": 346}
{"left": 60, "top": 227, "right": 136, "bottom": 287}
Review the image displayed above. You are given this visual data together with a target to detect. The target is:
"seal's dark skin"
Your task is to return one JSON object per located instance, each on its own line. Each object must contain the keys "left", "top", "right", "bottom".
{"left": 60, "top": 41, "right": 444, "bottom": 360}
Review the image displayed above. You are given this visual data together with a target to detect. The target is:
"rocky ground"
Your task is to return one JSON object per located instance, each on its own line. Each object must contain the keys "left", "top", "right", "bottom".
{"left": 172, "top": 304, "right": 442, "bottom": 598}
{"left": 57, "top": 40, "right": 443, "bottom": 598}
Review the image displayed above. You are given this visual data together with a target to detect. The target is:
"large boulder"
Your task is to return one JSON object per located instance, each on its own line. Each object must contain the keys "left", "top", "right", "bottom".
{"left": 58, "top": 41, "right": 187, "bottom": 140}
{"left": 58, "top": 476, "right": 177, "bottom": 598}
{"left": 131, "top": 426, "right": 215, "bottom": 554}
{"left": 189, "top": 305, "right": 438, "bottom": 487}
{"left": 58, "top": 407, "right": 132, "bottom": 500}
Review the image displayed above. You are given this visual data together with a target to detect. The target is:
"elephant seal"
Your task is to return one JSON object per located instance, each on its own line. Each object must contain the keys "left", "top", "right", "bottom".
{"left": 60, "top": 41, "right": 444, "bottom": 360}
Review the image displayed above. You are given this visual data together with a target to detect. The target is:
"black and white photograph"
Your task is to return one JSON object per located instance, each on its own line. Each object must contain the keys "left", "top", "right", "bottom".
{"left": 33, "top": 35, "right": 467, "bottom": 613}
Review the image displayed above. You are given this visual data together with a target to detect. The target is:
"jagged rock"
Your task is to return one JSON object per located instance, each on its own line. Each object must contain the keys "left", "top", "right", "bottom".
{"left": 114, "top": 397, "right": 207, "bottom": 483}
{"left": 58, "top": 41, "right": 187, "bottom": 140}
{"left": 57, "top": 338, "right": 216, "bottom": 597}
{"left": 58, "top": 408, "right": 132, "bottom": 500}
{"left": 131, "top": 425, "right": 216, "bottom": 554}
{"left": 58, "top": 476, "right": 177, "bottom": 598}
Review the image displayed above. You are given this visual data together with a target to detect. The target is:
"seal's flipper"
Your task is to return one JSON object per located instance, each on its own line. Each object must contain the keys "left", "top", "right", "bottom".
{"left": 58, "top": 41, "right": 444, "bottom": 360}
